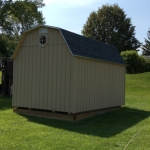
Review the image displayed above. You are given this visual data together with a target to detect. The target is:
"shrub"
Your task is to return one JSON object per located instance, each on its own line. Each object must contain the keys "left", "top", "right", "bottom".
{"left": 121, "top": 50, "right": 150, "bottom": 74}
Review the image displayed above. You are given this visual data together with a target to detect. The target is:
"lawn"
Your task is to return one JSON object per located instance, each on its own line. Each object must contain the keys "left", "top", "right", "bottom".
{"left": 0, "top": 72, "right": 150, "bottom": 150}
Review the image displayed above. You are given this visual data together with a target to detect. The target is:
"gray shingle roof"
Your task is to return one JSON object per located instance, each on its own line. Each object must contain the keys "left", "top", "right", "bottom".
{"left": 60, "top": 28, "right": 125, "bottom": 65}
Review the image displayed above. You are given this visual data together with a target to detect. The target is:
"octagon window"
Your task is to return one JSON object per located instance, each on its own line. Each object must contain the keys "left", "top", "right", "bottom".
{"left": 39, "top": 35, "right": 46, "bottom": 45}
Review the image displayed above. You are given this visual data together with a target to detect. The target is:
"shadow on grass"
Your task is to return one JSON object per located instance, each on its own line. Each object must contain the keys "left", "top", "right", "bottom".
{"left": 0, "top": 96, "right": 12, "bottom": 110}
{"left": 22, "top": 107, "right": 150, "bottom": 137}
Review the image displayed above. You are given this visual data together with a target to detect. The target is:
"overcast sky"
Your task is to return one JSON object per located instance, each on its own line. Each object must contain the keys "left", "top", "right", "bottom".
{"left": 41, "top": 0, "right": 150, "bottom": 45}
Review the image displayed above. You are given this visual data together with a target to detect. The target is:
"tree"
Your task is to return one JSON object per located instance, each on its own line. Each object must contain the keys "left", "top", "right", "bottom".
{"left": 10, "top": 0, "right": 45, "bottom": 35}
{"left": 0, "top": 34, "right": 16, "bottom": 57}
{"left": 82, "top": 4, "right": 141, "bottom": 53}
{"left": 0, "top": 0, "right": 45, "bottom": 57}
{"left": 0, "top": 0, "right": 13, "bottom": 34}
{"left": 142, "top": 28, "right": 150, "bottom": 56}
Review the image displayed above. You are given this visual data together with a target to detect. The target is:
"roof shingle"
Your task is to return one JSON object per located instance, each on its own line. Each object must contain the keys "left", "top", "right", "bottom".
{"left": 60, "top": 28, "right": 125, "bottom": 65}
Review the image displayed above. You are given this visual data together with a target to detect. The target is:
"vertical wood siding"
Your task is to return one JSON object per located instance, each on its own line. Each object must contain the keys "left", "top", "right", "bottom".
{"left": 12, "top": 27, "right": 125, "bottom": 114}
{"left": 74, "top": 57, "right": 125, "bottom": 112}
{"left": 13, "top": 28, "right": 76, "bottom": 113}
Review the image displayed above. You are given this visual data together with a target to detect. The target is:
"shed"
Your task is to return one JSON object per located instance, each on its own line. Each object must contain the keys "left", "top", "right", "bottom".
{"left": 12, "top": 25, "right": 125, "bottom": 120}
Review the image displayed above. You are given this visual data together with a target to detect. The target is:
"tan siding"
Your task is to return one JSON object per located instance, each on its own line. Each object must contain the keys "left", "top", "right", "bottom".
{"left": 92, "top": 61, "right": 96, "bottom": 110}
{"left": 39, "top": 48, "right": 44, "bottom": 109}
{"left": 24, "top": 34, "right": 30, "bottom": 47}
{"left": 16, "top": 48, "right": 22, "bottom": 106}
{"left": 80, "top": 60, "right": 84, "bottom": 111}
{"left": 60, "top": 45, "right": 66, "bottom": 111}
{"left": 26, "top": 31, "right": 38, "bottom": 47}
{"left": 31, "top": 47, "right": 37, "bottom": 108}
{"left": 104, "top": 64, "right": 109, "bottom": 108}
{"left": 110, "top": 65, "right": 115, "bottom": 106}
{"left": 32, "top": 30, "right": 38, "bottom": 47}
{"left": 97, "top": 62, "right": 100, "bottom": 109}
{"left": 13, "top": 28, "right": 74, "bottom": 111}
{"left": 28, "top": 32, "right": 32, "bottom": 47}
{"left": 26, "top": 47, "right": 30, "bottom": 107}
{"left": 28, "top": 47, "right": 33, "bottom": 108}
{"left": 13, "top": 27, "right": 125, "bottom": 114}
{"left": 71, "top": 54, "right": 78, "bottom": 113}
{"left": 85, "top": 61, "right": 91, "bottom": 109}
{"left": 47, "top": 45, "right": 53, "bottom": 110}
{"left": 97, "top": 62, "right": 100, "bottom": 108}
{"left": 84, "top": 62, "right": 89, "bottom": 110}
{"left": 45, "top": 46, "right": 50, "bottom": 110}
{"left": 51, "top": 45, "right": 57, "bottom": 110}
{"left": 48, "top": 29, "right": 54, "bottom": 45}
{"left": 65, "top": 45, "right": 71, "bottom": 112}
{"left": 77, "top": 59, "right": 80, "bottom": 111}
{"left": 79, "top": 61, "right": 84, "bottom": 110}
{"left": 56, "top": 45, "right": 64, "bottom": 111}
{"left": 87, "top": 61, "right": 93, "bottom": 111}
{"left": 53, "top": 30, "right": 58, "bottom": 45}
{"left": 75, "top": 57, "right": 125, "bottom": 112}
{"left": 43, "top": 46, "right": 49, "bottom": 109}
{"left": 81, "top": 59, "right": 84, "bottom": 111}
{"left": 20, "top": 48, "right": 25, "bottom": 107}
{"left": 101, "top": 63, "right": 105, "bottom": 108}
{"left": 29, "top": 48, "right": 33, "bottom": 107}
{"left": 34, "top": 47, "right": 40, "bottom": 108}
{"left": 89, "top": 60, "right": 95, "bottom": 110}
{"left": 21, "top": 47, "right": 26, "bottom": 107}
{"left": 80, "top": 62, "right": 85, "bottom": 111}
{"left": 57, "top": 31, "right": 63, "bottom": 44}
{"left": 94, "top": 62, "right": 98, "bottom": 109}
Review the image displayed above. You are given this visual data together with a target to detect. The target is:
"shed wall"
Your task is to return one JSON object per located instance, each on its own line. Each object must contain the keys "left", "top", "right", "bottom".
{"left": 12, "top": 28, "right": 77, "bottom": 113}
{"left": 74, "top": 57, "right": 125, "bottom": 113}
{"left": 12, "top": 27, "right": 125, "bottom": 114}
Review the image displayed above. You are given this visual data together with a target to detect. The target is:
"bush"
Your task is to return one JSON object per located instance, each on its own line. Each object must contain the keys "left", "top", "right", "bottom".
{"left": 121, "top": 50, "right": 150, "bottom": 74}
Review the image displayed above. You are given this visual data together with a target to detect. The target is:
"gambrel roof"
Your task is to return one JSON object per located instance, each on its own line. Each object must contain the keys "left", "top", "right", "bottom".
{"left": 12, "top": 25, "right": 125, "bottom": 65}
{"left": 60, "top": 29, "right": 125, "bottom": 65}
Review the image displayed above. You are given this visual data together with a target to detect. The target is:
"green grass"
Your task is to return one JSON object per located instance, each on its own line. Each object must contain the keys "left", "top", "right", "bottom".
{"left": 0, "top": 72, "right": 150, "bottom": 150}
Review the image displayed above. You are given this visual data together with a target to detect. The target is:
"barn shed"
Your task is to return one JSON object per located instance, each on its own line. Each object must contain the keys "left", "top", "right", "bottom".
{"left": 12, "top": 25, "right": 125, "bottom": 120}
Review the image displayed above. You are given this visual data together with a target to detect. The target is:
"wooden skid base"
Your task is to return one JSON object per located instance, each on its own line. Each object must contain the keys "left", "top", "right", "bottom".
{"left": 13, "top": 106, "right": 121, "bottom": 121}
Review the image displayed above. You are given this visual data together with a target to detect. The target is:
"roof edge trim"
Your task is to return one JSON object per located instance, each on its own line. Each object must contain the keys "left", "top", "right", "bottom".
{"left": 59, "top": 29, "right": 74, "bottom": 56}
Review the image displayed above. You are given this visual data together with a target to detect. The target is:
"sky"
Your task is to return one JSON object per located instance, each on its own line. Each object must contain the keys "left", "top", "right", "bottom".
{"left": 40, "top": 0, "right": 150, "bottom": 45}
